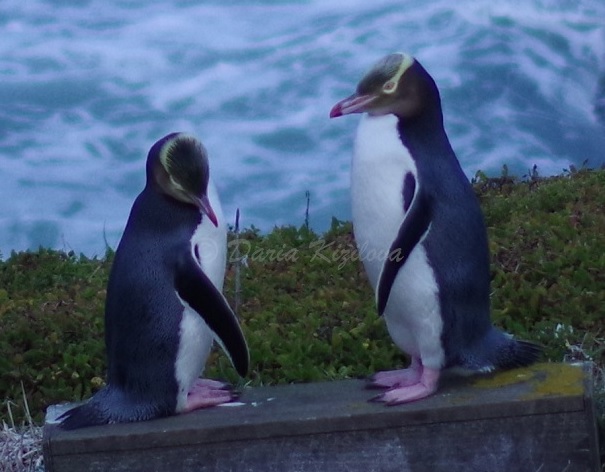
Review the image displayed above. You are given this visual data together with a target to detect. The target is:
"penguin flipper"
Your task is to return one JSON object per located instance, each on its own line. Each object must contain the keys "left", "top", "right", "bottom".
{"left": 175, "top": 248, "right": 249, "bottom": 377}
{"left": 376, "top": 176, "right": 432, "bottom": 315}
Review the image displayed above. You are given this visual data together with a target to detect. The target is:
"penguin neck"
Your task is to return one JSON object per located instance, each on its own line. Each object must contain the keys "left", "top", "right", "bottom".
{"left": 395, "top": 109, "right": 470, "bottom": 193}
{"left": 396, "top": 105, "right": 447, "bottom": 146}
{"left": 395, "top": 108, "right": 459, "bottom": 167}
{"left": 134, "top": 184, "right": 202, "bottom": 234}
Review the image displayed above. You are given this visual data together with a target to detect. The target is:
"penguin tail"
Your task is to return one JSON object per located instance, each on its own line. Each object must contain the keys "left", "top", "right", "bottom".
{"left": 57, "top": 388, "right": 171, "bottom": 430}
{"left": 493, "top": 336, "right": 543, "bottom": 370}
{"left": 57, "top": 401, "right": 110, "bottom": 430}
{"left": 459, "top": 329, "right": 542, "bottom": 372}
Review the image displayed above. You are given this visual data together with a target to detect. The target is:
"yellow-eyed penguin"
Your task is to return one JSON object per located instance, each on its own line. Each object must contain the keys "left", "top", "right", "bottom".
{"left": 59, "top": 132, "right": 249, "bottom": 428}
{"left": 330, "top": 53, "right": 540, "bottom": 404}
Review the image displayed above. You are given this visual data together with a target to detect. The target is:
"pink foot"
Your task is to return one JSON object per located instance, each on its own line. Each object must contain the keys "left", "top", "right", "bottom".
{"left": 183, "top": 378, "right": 236, "bottom": 412}
{"left": 190, "top": 378, "right": 230, "bottom": 390}
{"left": 371, "top": 367, "right": 440, "bottom": 405}
{"left": 368, "top": 358, "right": 422, "bottom": 389}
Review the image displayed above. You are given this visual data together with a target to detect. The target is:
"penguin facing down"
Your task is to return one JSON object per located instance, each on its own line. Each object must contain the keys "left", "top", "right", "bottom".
{"left": 330, "top": 53, "right": 540, "bottom": 405}
{"left": 59, "top": 133, "right": 249, "bottom": 429}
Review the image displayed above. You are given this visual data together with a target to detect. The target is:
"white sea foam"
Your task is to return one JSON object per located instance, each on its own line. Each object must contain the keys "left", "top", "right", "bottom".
{"left": 0, "top": 0, "right": 604, "bottom": 255}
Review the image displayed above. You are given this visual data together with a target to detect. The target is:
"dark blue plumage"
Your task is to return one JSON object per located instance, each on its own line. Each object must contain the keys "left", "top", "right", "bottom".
{"left": 393, "top": 60, "right": 540, "bottom": 371}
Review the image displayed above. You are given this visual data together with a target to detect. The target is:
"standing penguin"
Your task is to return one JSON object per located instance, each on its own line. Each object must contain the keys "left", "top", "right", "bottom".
{"left": 59, "top": 133, "right": 249, "bottom": 429}
{"left": 330, "top": 53, "right": 540, "bottom": 404}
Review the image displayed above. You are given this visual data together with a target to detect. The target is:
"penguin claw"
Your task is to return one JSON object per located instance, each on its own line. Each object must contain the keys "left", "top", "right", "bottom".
{"left": 368, "top": 392, "right": 387, "bottom": 403}
{"left": 366, "top": 381, "right": 389, "bottom": 390}
{"left": 366, "top": 373, "right": 389, "bottom": 389}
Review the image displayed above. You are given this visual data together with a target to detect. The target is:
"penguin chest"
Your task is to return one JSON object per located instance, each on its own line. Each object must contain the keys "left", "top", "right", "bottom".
{"left": 351, "top": 114, "right": 418, "bottom": 287}
{"left": 351, "top": 114, "right": 443, "bottom": 366}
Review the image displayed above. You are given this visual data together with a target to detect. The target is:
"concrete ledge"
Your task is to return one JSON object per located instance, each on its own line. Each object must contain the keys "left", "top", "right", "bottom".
{"left": 43, "top": 363, "right": 601, "bottom": 472}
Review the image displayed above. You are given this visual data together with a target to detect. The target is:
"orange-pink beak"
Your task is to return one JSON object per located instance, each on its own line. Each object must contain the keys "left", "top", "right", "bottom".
{"left": 329, "top": 93, "right": 377, "bottom": 118}
{"left": 196, "top": 195, "right": 219, "bottom": 227}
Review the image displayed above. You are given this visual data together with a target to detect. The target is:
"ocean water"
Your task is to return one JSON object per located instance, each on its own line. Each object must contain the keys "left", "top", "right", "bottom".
{"left": 1, "top": 0, "right": 604, "bottom": 257}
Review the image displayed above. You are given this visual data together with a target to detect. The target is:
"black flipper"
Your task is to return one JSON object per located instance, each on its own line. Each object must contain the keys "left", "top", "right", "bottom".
{"left": 174, "top": 248, "right": 249, "bottom": 377}
{"left": 376, "top": 173, "right": 432, "bottom": 316}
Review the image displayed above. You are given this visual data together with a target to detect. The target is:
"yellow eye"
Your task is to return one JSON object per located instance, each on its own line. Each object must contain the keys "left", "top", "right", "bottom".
{"left": 383, "top": 81, "right": 397, "bottom": 93}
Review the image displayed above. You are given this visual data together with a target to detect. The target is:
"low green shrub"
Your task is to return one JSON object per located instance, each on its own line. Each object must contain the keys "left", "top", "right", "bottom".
{"left": 0, "top": 250, "right": 110, "bottom": 424}
{"left": 1, "top": 169, "right": 603, "bottom": 424}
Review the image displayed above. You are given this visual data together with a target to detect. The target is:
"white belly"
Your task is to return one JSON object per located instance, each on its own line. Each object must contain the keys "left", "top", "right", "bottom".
{"left": 351, "top": 115, "right": 444, "bottom": 369}
{"left": 175, "top": 178, "right": 227, "bottom": 411}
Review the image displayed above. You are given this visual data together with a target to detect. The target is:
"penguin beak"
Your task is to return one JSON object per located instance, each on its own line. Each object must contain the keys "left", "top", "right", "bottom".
{"left": 330, "top": 93, "right": 378, "bottom": 118}
{"left": 196, "top": 195, "right": 219, "bottom": 227}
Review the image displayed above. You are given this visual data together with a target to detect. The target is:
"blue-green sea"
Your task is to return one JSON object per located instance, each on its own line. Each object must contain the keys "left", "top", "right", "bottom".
{"left": 1, "top": 0, "right": 604, "bottom": 256}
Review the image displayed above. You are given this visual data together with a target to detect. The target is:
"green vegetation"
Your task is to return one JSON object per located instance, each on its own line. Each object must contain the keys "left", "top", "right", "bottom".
{"left": 0, "top": 169, "right": 604, "bottom": 428}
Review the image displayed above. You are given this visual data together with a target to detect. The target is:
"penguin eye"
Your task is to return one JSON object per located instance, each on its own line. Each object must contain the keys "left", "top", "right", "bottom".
{"left": 383, "top": 80, "right": 397, "bottom": 94}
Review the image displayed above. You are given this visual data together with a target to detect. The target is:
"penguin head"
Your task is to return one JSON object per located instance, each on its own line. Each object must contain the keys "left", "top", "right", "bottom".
{"left": 147, "top": 133, "right": 218, "bottom": 227}
{"left": 330, "top": 52, "right": 440, "bottom": 120}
